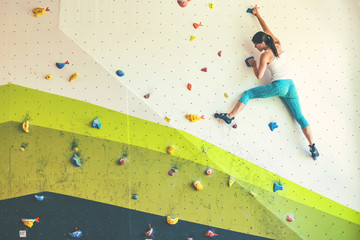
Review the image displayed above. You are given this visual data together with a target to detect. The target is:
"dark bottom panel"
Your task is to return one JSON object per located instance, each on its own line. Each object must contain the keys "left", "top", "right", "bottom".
{"left": 0, "top": 192, "right": 273, "bottom": 240}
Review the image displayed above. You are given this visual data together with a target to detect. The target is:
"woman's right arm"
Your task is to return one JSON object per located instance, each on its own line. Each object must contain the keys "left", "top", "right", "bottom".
{"left": 252, "top": 8, "right": 280, "bottom": 45}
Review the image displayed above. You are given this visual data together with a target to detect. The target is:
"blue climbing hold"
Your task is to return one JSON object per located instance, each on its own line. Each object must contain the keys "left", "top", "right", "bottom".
{"left": 268, "top": 122, "right": 278, "bottom": 131}
{"left": 245, "top": 56, "right": 254, "bottom": 67}
{"left": 71, "top": 154, "right": 82, "bottom": 167}
{"left": 92, "top": 118, "right": 101, "bottom": 129}
{"left": 34, "top": 194, "right": 44, "bottom": 202}
{"left": 273, "top": 182, "right": 283, "bottom": 192}
{"left": 56, "top": 61, "right": 69, "bottom": 69}
{"left": 69, "top": 229, "right": 83, "bottom": 239}
{"left": 246, "top": 8, "right": 253, "bottom": 13}
{"left": 132, "top": 194, "right": 138, "bottom": 200}
{"left": 116, "top": 70, "right": 125, "bottom": 77}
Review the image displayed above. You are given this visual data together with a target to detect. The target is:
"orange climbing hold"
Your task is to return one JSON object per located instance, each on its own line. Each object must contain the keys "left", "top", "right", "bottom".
{"left": 193, "top": 22, "right": 203, "bottom": 29}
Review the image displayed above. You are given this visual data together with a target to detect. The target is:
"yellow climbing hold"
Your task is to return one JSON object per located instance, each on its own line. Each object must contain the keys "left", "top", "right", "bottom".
{"left": 69, "top": 73, "right": 78, "bottom": 82}
{"left": 190, "top": 36, "right": 196, "bottom": 41}
{"left": 164, "top": 117, "right": 170, "bottom": 123}
{"left": 209, "top": 3, "right": 214, "bottom": 9}
{"left": 22, "top": 121, "right": 29, "bottom": 133}
{"left": 224, "top": 93, "right": 228, "bottom": 98}
{"left": 228, "top": 176, "right": 235, "bottom": 187}
{"left": 45, "top": 74, "right": 52, "bottom": 80}
{"left": 185, "top": 114, "right": 204, "bottom": 122}
{"left": 166, "top": 216, "right": 179, "bottom": 225}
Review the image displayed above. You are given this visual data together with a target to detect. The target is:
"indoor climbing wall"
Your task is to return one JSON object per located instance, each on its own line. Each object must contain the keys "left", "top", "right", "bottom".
{"left": 0, "top": 0, "right": 360, "bottom": 240}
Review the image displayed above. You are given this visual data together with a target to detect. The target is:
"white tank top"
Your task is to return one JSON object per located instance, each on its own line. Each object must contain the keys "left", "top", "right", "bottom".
{"left": 266, "top": 49, "right": 292, "bottom": 82}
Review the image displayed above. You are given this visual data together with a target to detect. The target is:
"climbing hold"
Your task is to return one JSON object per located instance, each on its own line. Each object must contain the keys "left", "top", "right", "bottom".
{"left": 32, "top": 7, "right": 50, "bottom": 17}
{"left": 56, "top": 61, "right": 69, "bottom": 69}
{"left": 193, "top": 22, "right": 203, "bottom": 29}
{"left": 144, "top": 93, "right": 150, "bottom": 99}
{"left": 45, "top": 74, "right": 52, "bottom": 80}
{"left": 218, "top": 51, "right": 222, "bottom": 57}
{"left": 208, "top": 3, "right": 214, "bottom": 9}
{"left": 34, "top": 194, "right": 44, "bottom": 202}
{"left": 92, "top": 118, "right": 101, "bottom": 129}
{"left": 71, "top": 154, "right": 82, "bottom": 167}
{"left": 164, "top": 117, "right": 171, "bottom": 123}
{"left": 178, "top": 0, "right": 191, "bottom": 8}
{"left": 228, "top": 176, "right": 235, "bottom": 187}
{"left": 167, "top": 145, "right": 175, "bottom": 154}
{"left": 22, "top": 121, "right": 30, "bottom": 133}
{"left": 185, "top": 114, "right": 205, "bottom": 122}
{"left": 190, "top": 36, "right": 196, "bottom": 41}
{"left": 273, "top": 182, "right": 283, "bottom": 192}
{"left": 69, "top": 227, "right": 83, "bottom": 239}
{"left": 116, "top": 70, "right": 125, "bottom": 77}
{"left": 168, "top": 167, "right": 178, "bottom": 176}
{"left": 205, "top": 168, "right": 213, "bottom": 175}
{"left": 132, "top": 194, "right": 138, "bottom": 200}
{"left": 73, "top": 147, "right": 79, "bottom": 152}
{"left": 205, "top": 230, "right": 218, "bottom": 237}
{"left": 193, "top": 180, "right": 203, "bottom": 191}
{"left": 224, "top": 93, "right": 228, "bottom": 98}
{"left": 19, "top": 230, "right": 26, "bottom": 238}
{"left": 245, "top": 56, "right": 254, "bottom": 67}
{"left": 232, "top": 124, "right": 237, "bottom": 129}
{"left": 166, "top": 216, "right": 179, "bottom": 225}
{"left": 268, "top": 122, "right": 278, "bottom": 131}
{"left": 69, "top": 73, "right": 78, "bottom": 82}
{"left": 187, "top": 83, "right": 192, "bottom": 91}
{"left": 145, "top": 224, "right": 153, "bottom": 236}
{"left": 201, "top": 67, "right": 207, "bottom": 72}
{"left": 249, "top": 191, "right": 256, "bottom": 198}
{"left": 119, "top": 156, "right": 127, "bottom": 165}
{"left": 21, "top": 218, "right": 39, "bottom": 228}
{"left": 286, "top": 214, "right": 294, "bottom": 222}
{"left": 246, "top": 8, "right": 253, "bottom": 13}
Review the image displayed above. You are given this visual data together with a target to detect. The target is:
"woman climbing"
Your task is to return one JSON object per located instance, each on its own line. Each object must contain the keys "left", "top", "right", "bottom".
{"left": 214, "top": 7, "right": 320, "bottom": 160}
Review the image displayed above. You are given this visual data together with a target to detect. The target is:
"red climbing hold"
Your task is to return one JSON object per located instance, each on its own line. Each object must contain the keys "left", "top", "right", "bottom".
{"left": 232, "top": 124, "right": 237, "bottom": 129}
{"left": 218, "top": 51, "right": 222, "bottom": 57}
{"left": 193, "top": 22, "right": 203, "bottom": 29}
{"left": 201, "top": 68, "right": 207, "bottom": 72}
{"left": 187, "top": 83, "right": 192, "bottom": 91}
{"left": 205, "top": 230, "right": 218, "bottom": 237}
{"left": 144, "top": 93, "right": 150, "bottom": 99}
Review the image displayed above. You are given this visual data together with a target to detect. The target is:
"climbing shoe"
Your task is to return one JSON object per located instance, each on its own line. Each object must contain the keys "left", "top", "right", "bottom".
{"left": 214, "top": 113, "right": 234, "bottom": 124}
{"left": 309, "top": 143, "right": 320, "bottom": 160}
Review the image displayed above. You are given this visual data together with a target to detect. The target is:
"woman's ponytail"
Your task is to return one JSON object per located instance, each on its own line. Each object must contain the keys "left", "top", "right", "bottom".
{"left": 265, "top": 34, "right": 279, "bottom": 57}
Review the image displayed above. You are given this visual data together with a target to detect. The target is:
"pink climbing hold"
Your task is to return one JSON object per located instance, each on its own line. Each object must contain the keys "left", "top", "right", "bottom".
{"left": 144, "top": 93, "right": 150, "bottom": 99}
{"left": 286, "top": 214, "right": 294, "bottom": 222}
{"left": 205, "top": 230, "right": 218, "bottom": 237}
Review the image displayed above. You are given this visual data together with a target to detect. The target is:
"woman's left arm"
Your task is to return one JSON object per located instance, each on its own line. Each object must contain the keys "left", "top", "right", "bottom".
{"left": 249, "top": 53, "right": 269, "bottom": 79}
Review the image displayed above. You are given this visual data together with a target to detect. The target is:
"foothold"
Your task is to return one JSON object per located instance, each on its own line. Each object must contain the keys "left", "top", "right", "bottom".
{"left": 168, "top": 167, "right": 178, "bottom": 176}
{"left": 45, "top": 74, "right": 52, "bottom": 79}
{"left": 205, "top": 168, "right": 213, "bottom": 175}
{"left": 34, "top": 194, "right": 44, "bottom": 202}
{"left": 116, "top": 70, "right": 125, "bottom": 77}
{"left": 273, "top": 182, "right": 283, "bottom": 192}
{"left": 245, "top": 56, "right": 254, "bottom": 67}
{"left": 205, "top": 230, "right": 218, "bottom": 237}
{"left": 208, "top": 3, "right": 214, "bottom": 9}
{"left": 73, "top": 147, "right": 79, "bottom": 152}
{"left": 22, "top": 121, "right": 30, "bottom": 133}
{"left": 69, "top": 73, "right": 78, "bottom": 82}
{"left": 167, "top": 216, "right": 179, "bottom": 225}
{"left": 167, "top": 145, "right": 175, "bottom": 154}
{"left": 224, "top": 93, "right": 228, "bottom": 98}
{"left": 164, "top": 117, "right": 171, "bottom": 123}
{"left": 249, "top": 191, "right": 256, "bottom": 198}
{"left": 202, "top": 147, "right": 208, "bottom": 155}
{"left": 201, "top": 67, "right": 207, "bottom": 72}
{"left": 187, "top": 83, "right": 192, "bottom": 91}
{"left": 19, "top": 230, "right": 26, "bottom": 238}
{"left": 20, "top": 142, "right": 28, "bottom": 152}
{"left": 132, "top": 194, "right": 138, "bottom": 200}
{"left": 190, "top": 36, "right": 196, "bottom": 41}
{"left": 193, "top": 22, "right": 203, "bottom": 29}
{"left": 193, "top": 180, "right": 203, "bottom": 191}
{"left": 218, "top": 51, "right": 222, "bottom": 57}
{"left": 32, "top": 7, "right": 50, "bottom": 17}
{"left": 232, "top": 124, "right": 237, "bottom": 129}
{"left": 69, "top": 227, "right": 83, "bottom": 239}
{"left": 119, "top": 156, "right": 127, "bottom": 165}
{"left": 19, "top": 147, "right": 25, "bottom": 152}
{"left": 71, "top": 154, "right": 82, "bottom": 167}
{"left": 145, "top": 224, "right": 153, "bottom": 236}
{"left": 228, "top": 176, "right": 235, "bottom": 187}
{"left": 144, "top": 93, "right": 150, "bottom": 99}
{"left": 56, "top": 61, "right": 69, "bottom": 69}
{"left": 185, "top": 114, "right": 205, "bottom": 122}
{"left": 21, "top": 217, "right": 39, "bottom": 228}
{"left": 178, "top": 0, "right": 191, "bottom": 8}
{"left": 268, "top": 122, "right": 278, "bottom": 131}
{"left": 286, "top": 214, "right": 294, "bottom": 222}
{"left": 92, "top": 118, "right": 101, "bottom": 129}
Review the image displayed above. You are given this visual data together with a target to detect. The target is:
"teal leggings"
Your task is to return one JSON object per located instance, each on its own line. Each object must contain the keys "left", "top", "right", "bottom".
{"left": 239, "top": 79, "right": 309, "bottom": 129}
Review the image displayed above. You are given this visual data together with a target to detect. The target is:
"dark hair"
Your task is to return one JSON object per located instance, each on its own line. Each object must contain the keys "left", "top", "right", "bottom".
{"left": 252, "top": 31, "right": 279, "bottom": 57}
